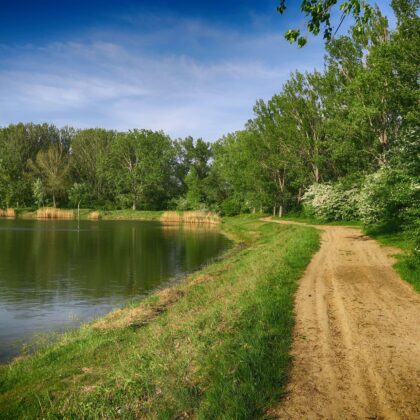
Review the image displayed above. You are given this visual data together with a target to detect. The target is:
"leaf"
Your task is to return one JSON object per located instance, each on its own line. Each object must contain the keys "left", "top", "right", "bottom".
{"left": 298, "top": 37, "right": 308, "bottom": 48}
{"left": 285, "top": 29, "right": 300, "bottom": 43}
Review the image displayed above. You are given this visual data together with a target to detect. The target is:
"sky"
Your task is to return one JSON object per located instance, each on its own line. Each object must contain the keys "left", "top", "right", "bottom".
{"left": 0, "top": 0, "right": 395, "bottom": 141}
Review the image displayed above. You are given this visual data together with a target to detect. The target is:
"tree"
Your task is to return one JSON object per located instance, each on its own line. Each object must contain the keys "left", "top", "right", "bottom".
{"left": 70, "top": 129, "right": 115, "bottom": 204}
{"left": 0, "top": 159, "right": 14, "bottom": 208}
{"left": 108, "top": 130, "right": 176, "bottom": 210}
{"left": 174, "top": 137, "right": 212, "bottom": 199}
{"left": 278, "top": 0, "right": 375, "bottom": 46}
{"left": 29, "top": 145, "right": 70, "bottom": 207}
{"left": 32, "top": 178, "right": 46, "bottom": 208}
{"left": 278, "top": 0, "right": 419, "bottom": 45}
{"left": 0, "top": 123, "right": 65, "bottom": 207}
{"left": 68, "top": 182, "right": 89, "bottom": 218}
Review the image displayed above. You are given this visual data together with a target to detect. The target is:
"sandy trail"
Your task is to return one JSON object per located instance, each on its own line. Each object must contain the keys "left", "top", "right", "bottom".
{"left": 266, "top": 219, "right": 420, "bottom": 419}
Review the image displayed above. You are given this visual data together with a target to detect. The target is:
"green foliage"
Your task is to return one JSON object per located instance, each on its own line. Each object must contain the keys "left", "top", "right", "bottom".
{"left": 277, "top": 0, "right": 375, "bottom": 45}
{"left": 70, "top": 128, "right": 115, "bottom": 205}
{"left": 68, "top": 182, "right": 89, "bottom": 209}
{"left": 32, "top": 178, "right": 46, "bottom": 208}
{"left": 358, "top": 167, "right": 419, "bottom": 230}
{"left": 29, "top": 145, "right": 70, "bottom": 208}
{"left": 107, "top": 130, "right": 176, "bottom": 210}
{"left": 0, "top": 159, "right": 14, "bottom": 208}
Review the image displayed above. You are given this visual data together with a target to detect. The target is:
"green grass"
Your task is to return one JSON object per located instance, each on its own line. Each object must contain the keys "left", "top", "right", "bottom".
{"left": 101, "top": 209, "right": 164, "bottom": 221}
{"left": 272, "top": 215, "right": 361, "bottom": 227}
{"left": 0, "top": 216, "right": 319, "bottom": 418}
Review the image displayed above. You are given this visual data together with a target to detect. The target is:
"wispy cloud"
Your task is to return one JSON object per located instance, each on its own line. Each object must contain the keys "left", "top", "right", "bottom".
{"left": 0, "top": 16, "right": 325, "bottom": 140}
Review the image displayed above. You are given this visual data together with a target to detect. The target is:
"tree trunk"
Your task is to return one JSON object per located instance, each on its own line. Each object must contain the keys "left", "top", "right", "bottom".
{"left": 273, "top": 204, "right": 276, "bottom": 217}
{"left": 297, "top": 187, "right": 302, "bottom": 205}
{"left": 77, "top": 201, "right": 81, "bottom": 220}
{"left": 252, "top": 207, "right": 256, "bottom": 214}
{"left": 314, "top": 165, "right": 320, "bottom": 183}
{"left": 52, "top": 192, "right": 56, "bottom": 208}
{"left": 278, "top": 205, "right": 283, "bottom": 218}
{"left": 132, "top": 201, "right": 136, "bottom": 211}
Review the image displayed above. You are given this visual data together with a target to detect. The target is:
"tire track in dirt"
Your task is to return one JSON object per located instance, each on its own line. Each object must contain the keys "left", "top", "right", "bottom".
{"left": 265, "top": 219, "right": 420, "bottom": 419}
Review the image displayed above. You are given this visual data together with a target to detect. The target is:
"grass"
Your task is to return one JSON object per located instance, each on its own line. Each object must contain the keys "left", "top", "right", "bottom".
{"left": 101, "top": 209, "right": 164, "bottom": 221}
{"left": 272, "top": 214, "right": 361, "bottom": 227}
{"left": 0, "top": 216, "right": 320, "bottom": 418}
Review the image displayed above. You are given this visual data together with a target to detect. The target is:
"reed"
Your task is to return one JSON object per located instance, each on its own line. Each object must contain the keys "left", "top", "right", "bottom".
{"left": 88, "top": 211, "right": 102, "bottom": 220}
{"left": 183, "top": 211, "right": 221, "bottom": 225}
{"left": 0, "top": 208, "right": 16, "bottom": 218}
{"left": 160, "top": 211, "right": 183, "bottom": 224}
{"left": 160, "top": 211, "right": 221, "bottom": 225}
{"left": 36, "top": 207, "right": 74, "bottom": 220}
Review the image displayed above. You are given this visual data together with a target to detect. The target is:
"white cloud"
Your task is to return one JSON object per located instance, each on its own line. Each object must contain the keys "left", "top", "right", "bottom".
{"left": 0, "top": 20, "right": 325, "bottom": 140}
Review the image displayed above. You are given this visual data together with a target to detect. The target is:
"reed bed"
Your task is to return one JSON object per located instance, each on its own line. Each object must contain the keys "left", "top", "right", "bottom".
{"left": 160, "top": 211, "right": 183, "bottom": 224}
{"left": 36, "top": 207, "right": 74, "bottom": 220}
{"left": 183, "top": 211, "right": 221, "bottom": 225}
{"left": 0, "top": 208, "right": 16, "bottom": 218}
{"left": 88, "top": 211, "right": 102, "bottom": 220}
{"left": 160, "top": 211, "right": 220, "bottom": 225}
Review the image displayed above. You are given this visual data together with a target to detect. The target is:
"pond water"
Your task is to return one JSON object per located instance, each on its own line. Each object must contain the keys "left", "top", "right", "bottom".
{"left": 0, "top": 219, "right": 231, "bottom": 362}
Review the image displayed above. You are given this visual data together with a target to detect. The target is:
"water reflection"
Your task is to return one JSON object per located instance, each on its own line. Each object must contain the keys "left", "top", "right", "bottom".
{"left": 0, "top": 219, "right": 230, "bottom": 362}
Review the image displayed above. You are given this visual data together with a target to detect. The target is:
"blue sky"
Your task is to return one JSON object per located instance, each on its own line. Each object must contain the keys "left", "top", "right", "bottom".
{"left": 0, "top": 0, "right": 395, "bottom": 141}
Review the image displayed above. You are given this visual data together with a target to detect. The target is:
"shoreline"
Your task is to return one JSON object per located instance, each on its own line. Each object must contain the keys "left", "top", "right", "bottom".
{"left": 0, "top": 216, "right": 320, "bottom": 417}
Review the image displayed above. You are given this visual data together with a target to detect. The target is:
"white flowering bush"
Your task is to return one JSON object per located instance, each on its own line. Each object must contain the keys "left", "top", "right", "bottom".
{"left": 302, "top": 183, "right": 360, "bottom": 221}
{"left": 357, "top": 167, "right": 419, "bottom": 228}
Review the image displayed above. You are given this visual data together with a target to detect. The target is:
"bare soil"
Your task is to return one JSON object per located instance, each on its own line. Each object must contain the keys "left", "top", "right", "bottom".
{"left": 267, "top": 220, "right": 420, "bottom": 419}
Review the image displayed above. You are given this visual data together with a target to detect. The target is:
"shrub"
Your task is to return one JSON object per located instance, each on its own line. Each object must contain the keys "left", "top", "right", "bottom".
{"left": 302, "top": 183, "right": 360, "bottom": 221}
{"left": 357, "top": 167, "right": 419, "bottom": 230}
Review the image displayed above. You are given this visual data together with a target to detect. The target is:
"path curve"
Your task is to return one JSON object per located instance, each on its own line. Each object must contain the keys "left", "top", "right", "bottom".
{"left": 265, "top": 218, "right": 420, "bottom": 419}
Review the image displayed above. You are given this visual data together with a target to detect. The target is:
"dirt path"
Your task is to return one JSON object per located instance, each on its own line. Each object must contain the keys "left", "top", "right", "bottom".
{"left": 266, "top": 219, "right": 420, "bottom": 419}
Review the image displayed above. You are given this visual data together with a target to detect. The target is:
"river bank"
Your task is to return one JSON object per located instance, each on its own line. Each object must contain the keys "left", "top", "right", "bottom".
{"left": 0, "top": 216, "right": 319, "bottom": 418}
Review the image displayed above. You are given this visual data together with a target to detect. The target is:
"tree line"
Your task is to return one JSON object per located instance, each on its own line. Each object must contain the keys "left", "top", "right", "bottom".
{"left": 0, "top": 1, "right": 418, "bottom": 241}
{"left": 0, "top": 126, "right": 212, "bottom": 212}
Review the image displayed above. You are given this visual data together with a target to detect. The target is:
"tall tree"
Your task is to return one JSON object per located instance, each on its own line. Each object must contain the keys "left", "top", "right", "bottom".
{"left": 70, "top": 129, "right": 115, "bottom": 204}
{"left": 29, "top": 145, "right": 70, "bottom": 207}
{"left": 109, "top": 130, "right": 175, "bottom": 210}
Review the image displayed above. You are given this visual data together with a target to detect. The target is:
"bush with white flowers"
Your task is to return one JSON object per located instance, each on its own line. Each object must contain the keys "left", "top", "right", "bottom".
{"left": 302, "top": 182, "right": 360, "bottom": 221}
{"left": 357, "top": 167, "right": 419, "bottom": 227}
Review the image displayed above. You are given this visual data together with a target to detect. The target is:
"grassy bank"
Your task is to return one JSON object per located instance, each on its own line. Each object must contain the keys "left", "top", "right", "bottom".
{"left": 0, "top": 216, "right": 319, "bottom": 418}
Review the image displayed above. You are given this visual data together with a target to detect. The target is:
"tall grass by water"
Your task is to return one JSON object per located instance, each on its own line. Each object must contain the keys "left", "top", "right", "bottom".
{"left": 161, "top": 211, "right": 221, "bottom": 225}
{"left": 0, "top": 208, "right": 16, "bottom": 218}
{"left": 0, "top": 217, "right": 319, "bottom": 418}
{"left": 87, "top": 211, "right": 101, "bottom": 220}
{"left": 35, "top": 207, "right": 74, "bottom": 219}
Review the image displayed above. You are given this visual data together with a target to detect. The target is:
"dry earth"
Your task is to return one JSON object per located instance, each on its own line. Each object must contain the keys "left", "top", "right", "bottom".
{"left": 266, "top": 219, "right": 420, "bottom": 419}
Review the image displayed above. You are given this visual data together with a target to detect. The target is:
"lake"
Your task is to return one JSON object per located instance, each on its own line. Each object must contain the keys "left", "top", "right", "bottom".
{"left": 0, "top": 218, "right": 231, "bottom": 362}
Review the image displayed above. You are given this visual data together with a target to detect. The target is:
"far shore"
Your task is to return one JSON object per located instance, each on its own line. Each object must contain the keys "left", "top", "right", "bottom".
{"left": 0, "top": 208, "right": 221, "bottom": 225}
